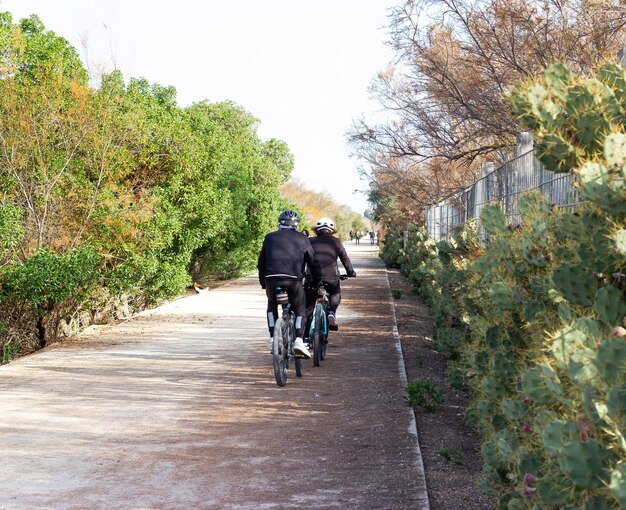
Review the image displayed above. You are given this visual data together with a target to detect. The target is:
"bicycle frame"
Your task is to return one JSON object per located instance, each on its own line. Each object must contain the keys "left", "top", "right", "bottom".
{"left": 309, "top": 293, "right": 329, "bottom": 340}
{"left": 309, "top": 288, "right": 330, "bottom": 366}
{"left": 307, "top": 275, "right": 348, "bottom": 366}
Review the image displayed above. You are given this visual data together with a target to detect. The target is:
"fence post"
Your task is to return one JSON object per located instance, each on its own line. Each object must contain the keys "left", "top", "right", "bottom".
{"left": 510, "top": 132, "right": 534, "bottom": 220}
{"left": 619, "top": 48, "right": 626, "bottom": 67}
{"left": 515, "top": 131, "right": 533, "bottom": 157}
{"left": 474, "top": 162, "right": 493, "bottom": 241}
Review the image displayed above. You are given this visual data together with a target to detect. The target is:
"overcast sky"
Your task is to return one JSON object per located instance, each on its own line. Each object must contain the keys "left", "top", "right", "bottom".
{"left": 0, "top": 0, "right": 397, "bottom": 214}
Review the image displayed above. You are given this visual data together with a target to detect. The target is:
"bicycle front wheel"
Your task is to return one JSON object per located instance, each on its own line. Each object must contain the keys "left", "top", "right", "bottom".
{"left": 272, "top": 318, "right": 288, "bottom": 386}
{"left": 320, "top": 309, "right": 328, "bottom": 360}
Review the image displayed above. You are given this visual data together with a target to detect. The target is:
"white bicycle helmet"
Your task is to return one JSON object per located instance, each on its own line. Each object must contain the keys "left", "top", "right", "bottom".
{"left": 315, "top": 217, "right": 335, "bottom": 233}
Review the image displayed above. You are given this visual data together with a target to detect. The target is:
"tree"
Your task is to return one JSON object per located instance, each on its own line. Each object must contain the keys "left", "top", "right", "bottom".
{"left": 349, "top": 0, "right": 626, "bottom": 225}
{"left": 0, "top": 11, "right": 295, "bottom": 353}
{"left": 279, "top": 180, "right": 369, "bottom": 238}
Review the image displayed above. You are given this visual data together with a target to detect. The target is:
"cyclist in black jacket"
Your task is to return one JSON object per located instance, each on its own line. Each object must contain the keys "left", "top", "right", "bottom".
{"left": 258, "top": 210, "right": 321, "bottom": 359}
{"left": 307, "top": 217, "right": 356, "bottom": 331}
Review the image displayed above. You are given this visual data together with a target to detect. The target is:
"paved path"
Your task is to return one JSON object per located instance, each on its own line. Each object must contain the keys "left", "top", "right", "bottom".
{"left": 0, "top": 244, "right": 428, "bottom": 509}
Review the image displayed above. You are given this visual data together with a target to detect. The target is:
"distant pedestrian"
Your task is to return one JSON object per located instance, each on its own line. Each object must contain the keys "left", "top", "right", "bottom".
{"left": 349, "top": 230, "right": 354, "bottom": 242}
{"left": 355, "top": 232, "right": 361, "bottom": 245}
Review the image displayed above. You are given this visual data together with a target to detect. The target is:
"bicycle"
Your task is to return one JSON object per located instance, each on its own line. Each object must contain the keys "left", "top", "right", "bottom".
{"left": 308, "top": 274, "right": 348, "bottom": 367}
{"left": 272, "top": 287, "right": 303, "bottom": 386}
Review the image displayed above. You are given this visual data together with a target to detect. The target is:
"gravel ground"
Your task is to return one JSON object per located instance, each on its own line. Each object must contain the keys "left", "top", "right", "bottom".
{"left": 386, "top": 267, "right": 494, "bottom": 510}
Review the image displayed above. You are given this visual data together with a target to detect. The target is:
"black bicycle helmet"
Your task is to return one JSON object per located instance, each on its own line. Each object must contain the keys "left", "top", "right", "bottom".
{"left": 278, "top": 209, "right": 300, "bottom": 227}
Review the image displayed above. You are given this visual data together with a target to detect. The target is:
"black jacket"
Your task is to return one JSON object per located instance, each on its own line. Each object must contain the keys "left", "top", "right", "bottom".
{"left": 258, "top": 228, "right": 321, "bottom": 286}
{"left": 309, "top": 234, "right": 356, "bottom": 280}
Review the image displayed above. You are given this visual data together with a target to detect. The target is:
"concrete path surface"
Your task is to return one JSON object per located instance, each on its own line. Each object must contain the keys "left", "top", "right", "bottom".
{"left": 0, "top": 243, "right": 429, "bottom": 509}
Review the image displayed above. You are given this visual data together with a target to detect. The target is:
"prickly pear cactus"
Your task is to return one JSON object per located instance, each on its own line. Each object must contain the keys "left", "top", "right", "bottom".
{"left": 536, "top": 474, "right": 571, "bottom": 506}
{"left": 397, "top": 63, "right": 626, "bottom": 506}
{"left": 521, "top": 365, "right": 564, "bottom": 404}
{"left": 544, "top": 63, "right": 573, "bottom": 99}
{"left": 578, "top": 161, "right": 626, "bottom": 215}
{"left": 541, "top": 420, "right": 578, "bottom": 452}
{"left": 512, "top": 62, "right": 626, "bottom": 217}
{"left": 614, "top": 229, "right": 626, "bottom": 256}
{"left": 480, "top": 204, "right": 509, "bottom": 235}
{"left": 557, "top": 439, "right": 611, "bottom": 489}
{"left": 489, "top": 282, "right": 521, "bottom": 310}
{"left": 604, "top": 132, "right": 626, "bottom": 167}
{"left": 550, "top": 326, "right": 588, "bottom": 367}
{"left": 595, "top": 339, "right": 626, "bottom": 383}
{"left": 610, "top": 463, "right": 626, "bottom": 507}
{"left": 535, "top": 133, "right": 578, "bottom": 173}
{"left": 594, "top": 285, "right": 626, "bottom": 326}
{"left": 606, "top": 384, "right": 626, "bottom": 430}
{"left": 552, "top": 264, "right": 598, "bottom": 306}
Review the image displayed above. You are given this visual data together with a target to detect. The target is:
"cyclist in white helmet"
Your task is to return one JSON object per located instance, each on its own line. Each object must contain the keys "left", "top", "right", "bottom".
{"left": 306, "top": 217, "right": 356, "bottom": 332}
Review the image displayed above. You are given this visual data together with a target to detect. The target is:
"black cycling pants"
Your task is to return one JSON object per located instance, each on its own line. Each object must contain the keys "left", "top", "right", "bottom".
{"left": 265, "top": 277, "right": 306, "bottom": 338}
{"left": 304, "top": 278, "right": 341, "bottom": 337}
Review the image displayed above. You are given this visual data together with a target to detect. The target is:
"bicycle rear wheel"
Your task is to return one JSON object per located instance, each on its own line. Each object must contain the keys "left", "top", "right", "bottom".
{"left": 313, "top": 304, "right": 324, "bottom": 367}
{"left": 272, "top": 318, "right": 288, "bottom": 386}
{"left": 291, "top": 319, "right": 303, "bottom": 377}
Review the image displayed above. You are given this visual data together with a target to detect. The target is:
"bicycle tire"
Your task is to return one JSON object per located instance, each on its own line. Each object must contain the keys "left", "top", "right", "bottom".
{"left": 313, "top": 303, "right": 324, "bottom": 367}
{"left": 290, "top": 315, "right": 303, "bottom": 377}
{"left": 320, "top": 311, "right": 328, "bottom": 360}
{"left": 295, "top": 358, "right": 303, "bottom": 376}
{"left": 272, "top": 318, "right": 288, "bottom": 386}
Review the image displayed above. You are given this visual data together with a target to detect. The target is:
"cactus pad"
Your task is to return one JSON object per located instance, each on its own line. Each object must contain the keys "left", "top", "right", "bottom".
{"left": 518, "top": 192, "right": 551, "bottom": 217}
{"left": 614, "top": 229, "right": 626, "bottom": 256}
{"left": 536, "top": 133, "right": 578, "bottom": 173}
{"left": 609, "top": 463, "right": 626, "bottom": 508}
{"left": 558, "top": 439, "right": 609, "bottom": 488}
{"left": 480, "top": 205, "right": 508, "bottom": 235}
{"left": 536, "top": 474, "right": 572, "bottom": 505}
{"left": 521, "top": 365, "right": 564, "bottom": 404}
{"left": 550, "top": 326, "right": 587, "bottom": 367}
{"left": 594, "top": 285, "right": 626, "bottom": 326}
{"left": 542, "top": 420, "right": 578, "bottom": 452}
{"left": 518, "top": 237, "right": 548, "bottom": 267}
{"left": 604, "top": 132, "right": 626, "bottom": 168}
{"left": 489, "top": 282, "right": 521, "bottom": 310}
{"left": 544, "top": 63, "right": 573, "bottom": 96}
{"left": 565, "top": 84, "right": 598, "bottom": 116}
{"left": 595, "top": 339, "right": 626, "bottom": 383}
{"left": 552, "top": 264, "right": 597, "bottom": 306}
{"left": 606, "top": 383, "right": 626, "bottom": 421}
{"left": 578, "top": 161, "right": 626, "bottom": 215}
{"left": 596, "top": 63, "right": 626, "bottom": 103}
{"left": 577, "top": 111, "right": 610, "bottom": 154}
{"left": 500, "top": 399, "right": 525, "bottom": 421}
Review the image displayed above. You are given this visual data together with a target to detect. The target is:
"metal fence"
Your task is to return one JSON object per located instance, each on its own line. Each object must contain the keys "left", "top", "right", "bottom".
{"left": 424, "top": 149, "right": 584, "bottom": 240}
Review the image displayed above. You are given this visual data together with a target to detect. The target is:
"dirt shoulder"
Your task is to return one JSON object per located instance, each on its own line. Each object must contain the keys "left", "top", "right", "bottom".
{"left": 387, "top": 267, "right": 494, "bottom": 510}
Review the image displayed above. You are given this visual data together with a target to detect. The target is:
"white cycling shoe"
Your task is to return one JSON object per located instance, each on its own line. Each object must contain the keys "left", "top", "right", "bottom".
{"left": 292, "top": 337, "right": 311, "bottom": 359}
